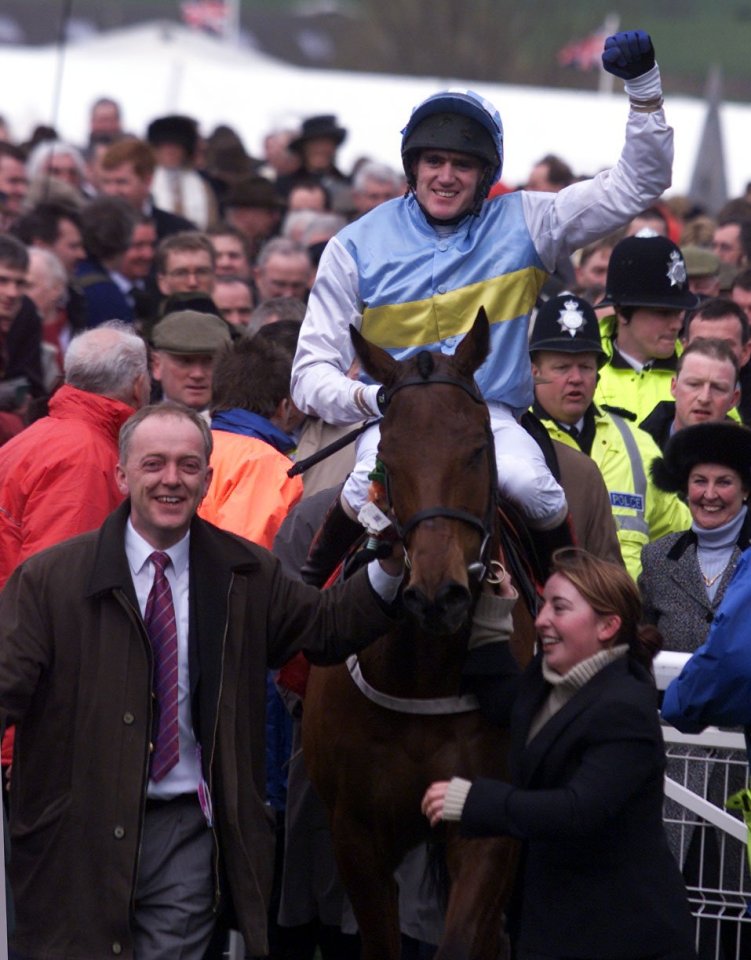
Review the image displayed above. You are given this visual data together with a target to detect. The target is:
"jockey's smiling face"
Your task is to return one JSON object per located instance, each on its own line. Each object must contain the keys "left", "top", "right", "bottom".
{"left": 413, "top": 150, "right": 483, "bottom": 222}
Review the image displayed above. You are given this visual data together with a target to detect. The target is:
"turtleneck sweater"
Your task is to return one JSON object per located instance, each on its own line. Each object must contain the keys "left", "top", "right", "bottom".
{"left": 693, "top": 504, "right": 747, "bottom": 602}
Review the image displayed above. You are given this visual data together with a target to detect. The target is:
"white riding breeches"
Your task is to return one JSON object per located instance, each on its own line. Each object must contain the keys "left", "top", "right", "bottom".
{"left": 341, "top": 401, "right": 567, "bottom": 530}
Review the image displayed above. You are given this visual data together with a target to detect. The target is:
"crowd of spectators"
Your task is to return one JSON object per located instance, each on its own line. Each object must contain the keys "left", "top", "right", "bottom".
{"left": 3, "top": 44, "right": 751, "bottom": 958}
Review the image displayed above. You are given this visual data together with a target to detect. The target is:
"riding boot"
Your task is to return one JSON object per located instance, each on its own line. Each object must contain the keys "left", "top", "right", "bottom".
{"left": 301, "top": 495, "right": 364, "bottom": 587}
{"left": 527, "top": 512, "right": 576, "bottom": 581}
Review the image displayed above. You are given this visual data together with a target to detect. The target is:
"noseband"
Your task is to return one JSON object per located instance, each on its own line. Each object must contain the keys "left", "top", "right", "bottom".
{"left": 380, "top": 354, "right": 498, "bottom": 581}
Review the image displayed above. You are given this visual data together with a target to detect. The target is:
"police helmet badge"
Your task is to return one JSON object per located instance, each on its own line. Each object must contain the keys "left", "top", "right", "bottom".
{"left": 556, "top": 299, "right": 586, "bottom": 338}
{"left": 666, "top": 250, "right": 687, "bottom": 288}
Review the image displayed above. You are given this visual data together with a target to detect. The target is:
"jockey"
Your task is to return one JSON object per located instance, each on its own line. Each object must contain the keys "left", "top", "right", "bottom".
{"left": 291, "top": 30, "right": 672, "bottom": 583}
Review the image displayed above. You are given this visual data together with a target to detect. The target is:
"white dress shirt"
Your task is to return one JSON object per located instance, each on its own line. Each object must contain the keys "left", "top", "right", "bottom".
{"left": 124, "top": 520, "right": 202, "bottom": 799}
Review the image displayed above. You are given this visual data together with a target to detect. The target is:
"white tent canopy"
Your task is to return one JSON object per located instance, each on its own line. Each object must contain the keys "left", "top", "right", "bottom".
{"left": 0, "top": 20, "right": 748, "bottom": 199}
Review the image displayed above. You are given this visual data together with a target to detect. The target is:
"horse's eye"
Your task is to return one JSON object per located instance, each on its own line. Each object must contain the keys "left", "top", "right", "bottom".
{"left": 468, "top": 446, "right": 486, "bottom": 467}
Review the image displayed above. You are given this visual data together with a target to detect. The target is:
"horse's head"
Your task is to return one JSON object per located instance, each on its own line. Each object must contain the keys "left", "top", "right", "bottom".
{"left": 351, "top": 308, "right": 495, "bottom": 636}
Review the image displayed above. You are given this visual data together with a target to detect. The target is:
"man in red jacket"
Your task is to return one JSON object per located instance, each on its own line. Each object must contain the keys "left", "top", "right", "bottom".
{"left": 0, "top": 321, "right": 149, "bottom": 776}
{"left": 0, "top": 321, "right": 149, "bottom": 589}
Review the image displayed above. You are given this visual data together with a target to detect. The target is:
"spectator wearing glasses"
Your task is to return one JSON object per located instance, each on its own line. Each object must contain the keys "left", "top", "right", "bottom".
{"left": 155, "top": 231, "right": 216, "bottom": 303}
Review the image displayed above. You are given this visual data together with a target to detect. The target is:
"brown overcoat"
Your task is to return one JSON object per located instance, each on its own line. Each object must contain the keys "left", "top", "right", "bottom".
{"left": 0, "top": 500, "right": 398, "bottom": 959}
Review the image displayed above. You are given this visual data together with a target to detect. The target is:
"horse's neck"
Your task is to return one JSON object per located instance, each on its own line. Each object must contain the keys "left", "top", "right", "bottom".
{"left": 357, "top": 622, "right": 468, "bottom": 700}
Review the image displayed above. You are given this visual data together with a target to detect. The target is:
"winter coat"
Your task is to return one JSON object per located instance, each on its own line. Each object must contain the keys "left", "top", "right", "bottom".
{"left": 0, "top": 501, "right": 398, "bottom": 959}
{"left": 595, "top": 319, "right": 677, "bottom": 423}
{"left": 462, "top": 654, "right": 697, "bottom": 959}
{"left": 198, "top": 416, "right": 303, "bottom": 549}
{"left": 535, "top": 403, "right": 689, "bottom": 579}
{"left": 638, "top": 510, "right": 751, "bottom": 653}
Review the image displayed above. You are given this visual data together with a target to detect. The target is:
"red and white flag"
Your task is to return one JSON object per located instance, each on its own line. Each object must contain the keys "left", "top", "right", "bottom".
{"left": 180, "top": 0, "right": 228, "bottom": 35}
{"left": 557, "top": 27, "right": 608, "bottom": 72}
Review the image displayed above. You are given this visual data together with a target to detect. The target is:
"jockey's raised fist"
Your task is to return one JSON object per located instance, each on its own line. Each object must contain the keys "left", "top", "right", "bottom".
{"left": 602, "top": 30, "right": 655, "bottom": 80}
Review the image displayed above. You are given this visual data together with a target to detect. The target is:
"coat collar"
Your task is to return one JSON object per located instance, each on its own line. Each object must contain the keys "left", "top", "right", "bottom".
{"left": 513, "top": 655, "right": 637, "bottom": 785}
{"left": 639, "top": 400, "right": 675, "bottom": 452}
{"left": 85, "top": 501, "right": 138, "bottom": 601}
{"left": 533, "top": 400, "right": 598, "bottom": 456}
{"left": 664, "top": 534, "right": 712, "bottom": 609}
{"left": 85, "top": 500, "right": 261, "bottom": 600}
{"left": 49, "top": 384, "right": 136, "bottom": 445}
{"left": 666, "top": 508, "right": 751, "bottom": 562}
{"left": 604, "top": 334, "right": 679, "bottom": 372}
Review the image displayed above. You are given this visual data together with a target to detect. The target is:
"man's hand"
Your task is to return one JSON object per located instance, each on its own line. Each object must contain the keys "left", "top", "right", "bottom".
{"left": 602, "top": 30, "right": 655, "bottom": 80}
{"left": 377, "top": 538, "right": 404, "bottom": 577}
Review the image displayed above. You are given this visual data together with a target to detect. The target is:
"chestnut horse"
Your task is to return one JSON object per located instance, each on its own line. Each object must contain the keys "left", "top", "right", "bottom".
{"left": 302, "top": 309, "right": 536, "bottom": 960}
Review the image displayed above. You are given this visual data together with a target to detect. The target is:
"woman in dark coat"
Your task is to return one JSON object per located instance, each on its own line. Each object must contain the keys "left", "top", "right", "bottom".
{"left": 422, "top": 549, "right": 697, "bottom": 960}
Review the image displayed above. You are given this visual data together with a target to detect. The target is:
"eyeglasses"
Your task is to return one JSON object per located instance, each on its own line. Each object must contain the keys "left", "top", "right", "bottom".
{"left": 166, "top": 267, "right": 214, "bottom": 281}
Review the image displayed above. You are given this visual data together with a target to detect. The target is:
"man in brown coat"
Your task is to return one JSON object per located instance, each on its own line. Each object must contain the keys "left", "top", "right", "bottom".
{"left": 0, "top": 402, "right": 402, "bottom": 960}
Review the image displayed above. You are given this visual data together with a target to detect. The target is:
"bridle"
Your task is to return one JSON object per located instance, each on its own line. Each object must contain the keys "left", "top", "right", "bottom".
{"left": 379, "top": 361, "right": 498, "bottom": 582}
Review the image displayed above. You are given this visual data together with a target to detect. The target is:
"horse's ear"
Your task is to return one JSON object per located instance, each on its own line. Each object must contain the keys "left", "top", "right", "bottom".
{"left": 453, "top": 307, "right": 490, "bottom": 378}
{"left": 349, "top": 324, "right": 400, "bottom": 387}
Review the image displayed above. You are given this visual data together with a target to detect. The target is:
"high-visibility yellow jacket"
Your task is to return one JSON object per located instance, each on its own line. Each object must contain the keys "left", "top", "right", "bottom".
{"left": 594, "top": 317, "right": 679, "bottom": 424}
{"left": 536, "top": 405, "right": 690, "bottom": 580}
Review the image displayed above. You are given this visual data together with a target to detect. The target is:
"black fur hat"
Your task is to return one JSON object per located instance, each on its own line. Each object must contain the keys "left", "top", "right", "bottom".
{"left": 289, "top": 115, "right": 347, "bottom": 152}
{"left": 146, "top": 115, "right": 199, "bottom": 157}
{"left": 651, "top": 422, "right": 751, "bottom": 493}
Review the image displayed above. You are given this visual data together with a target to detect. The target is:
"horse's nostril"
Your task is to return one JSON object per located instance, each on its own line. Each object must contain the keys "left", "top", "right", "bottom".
{"left": 435, "top": 582, "right": 472, "bottom": 630}
{"left": 402, "top": 585, "right": 429, "bottom": 619}
{"left": 402, "top": 582, "right": 472, "bottom": 635}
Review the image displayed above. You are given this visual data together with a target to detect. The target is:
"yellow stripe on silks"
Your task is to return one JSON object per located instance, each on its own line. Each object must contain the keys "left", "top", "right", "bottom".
{"left": 361, "top": 266, "right": 547, "bottom": 349}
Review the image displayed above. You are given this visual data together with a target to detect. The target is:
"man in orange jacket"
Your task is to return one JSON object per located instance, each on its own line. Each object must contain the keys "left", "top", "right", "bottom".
{"left": 197, "top": 332, "right": 304, "bottom": 546}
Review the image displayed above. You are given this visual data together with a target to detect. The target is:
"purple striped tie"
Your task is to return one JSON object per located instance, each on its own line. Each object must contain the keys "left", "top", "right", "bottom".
{"left": 144, "top": 551, "right": 179, "bottom": 782}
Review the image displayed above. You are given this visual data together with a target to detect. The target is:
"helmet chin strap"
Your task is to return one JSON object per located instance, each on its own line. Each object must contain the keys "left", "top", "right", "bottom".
{"left": 415, "top": 197, "right": 470, "bottom": 227}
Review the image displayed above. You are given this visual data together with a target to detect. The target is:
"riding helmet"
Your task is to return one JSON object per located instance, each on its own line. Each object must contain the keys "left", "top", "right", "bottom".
{"left": 401, "top": 90, "right": 504, "bottom": 194}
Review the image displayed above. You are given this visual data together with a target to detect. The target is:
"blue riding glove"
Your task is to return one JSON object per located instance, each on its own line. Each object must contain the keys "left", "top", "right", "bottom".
{"left": 602, "top": 30, "right": 655, "bottom": 80}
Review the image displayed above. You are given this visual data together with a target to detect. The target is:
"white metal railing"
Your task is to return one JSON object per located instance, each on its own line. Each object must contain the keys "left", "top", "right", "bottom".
{"left": 661, "top": 721, "right": 751, "bottom": 959}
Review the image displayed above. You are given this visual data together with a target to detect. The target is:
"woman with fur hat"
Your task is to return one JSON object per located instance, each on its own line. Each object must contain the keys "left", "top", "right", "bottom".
{"left": 640, "top": 421, "right": 751, "bottom": 650}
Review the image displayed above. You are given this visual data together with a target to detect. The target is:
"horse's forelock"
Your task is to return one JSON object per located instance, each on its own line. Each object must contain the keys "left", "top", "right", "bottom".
{"left": 416, "top": 350, "right": 434, "bottom": 380}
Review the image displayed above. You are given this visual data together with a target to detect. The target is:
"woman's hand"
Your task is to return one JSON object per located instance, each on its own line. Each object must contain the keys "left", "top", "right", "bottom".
{"left": 421, "top": 780, "right": 450, "bottom": 827}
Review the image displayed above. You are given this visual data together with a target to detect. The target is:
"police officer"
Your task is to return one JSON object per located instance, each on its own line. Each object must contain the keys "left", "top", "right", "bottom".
{"left": 530, "top": 292, "right": 689, "bottom": 580}
{"left": 595, "top": 234, "right": 700, "bottom": 421}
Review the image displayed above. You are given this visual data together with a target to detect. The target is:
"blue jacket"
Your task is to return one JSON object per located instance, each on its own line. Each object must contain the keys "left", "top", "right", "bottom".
{"left": 75, "top": 258, "right": 134, "bottom": 328}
